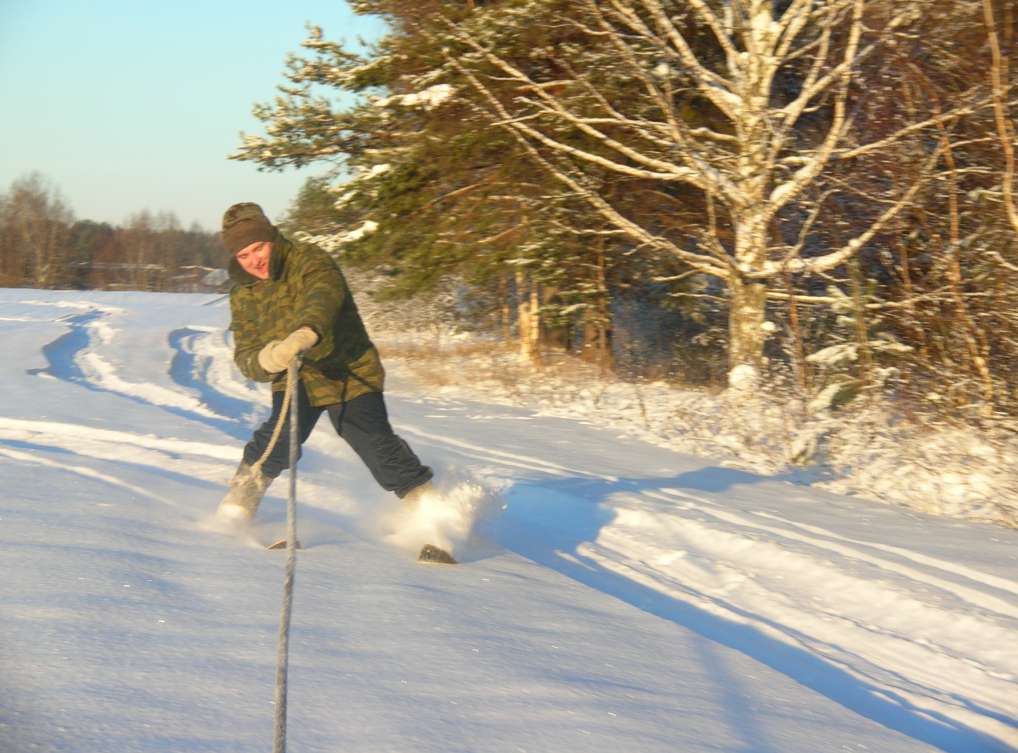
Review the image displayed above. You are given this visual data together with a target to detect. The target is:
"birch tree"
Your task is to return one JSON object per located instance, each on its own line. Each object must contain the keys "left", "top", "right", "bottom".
{"left": 438, "top": 0, "right": 985, "bottom": 383}
{"left": 0, "top": 173, "right": 74, "bottom": 288}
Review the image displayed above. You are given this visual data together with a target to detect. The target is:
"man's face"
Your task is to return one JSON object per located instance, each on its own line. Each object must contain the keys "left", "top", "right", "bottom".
{"left": 235, "top": 241, "right": 272, "bottom": 280}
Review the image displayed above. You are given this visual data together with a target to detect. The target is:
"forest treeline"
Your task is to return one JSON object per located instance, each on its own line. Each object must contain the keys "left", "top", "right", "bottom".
{"left": 0, "top": 172, "right": 226, "bottom": 292}
{"left": 236, "top": 0, "right": 1018, "bottom": 422}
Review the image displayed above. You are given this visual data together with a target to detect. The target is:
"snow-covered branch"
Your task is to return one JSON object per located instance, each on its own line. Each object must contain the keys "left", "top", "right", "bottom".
{"left": 599, "top": 0, "right": 740, "bottom": 119}
{"left": 769, "top": 144, "right": 946, "bottom": 278}
{"left": 446, "top": 49, "right": 730, "bottom": 279}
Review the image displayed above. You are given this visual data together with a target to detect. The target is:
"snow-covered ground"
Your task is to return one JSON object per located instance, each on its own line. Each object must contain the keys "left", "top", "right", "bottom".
{"left": 375, "top": 335, "right": 1018, "bottom": 530}
{"left": 1, "top": 288, "right": 1016, "bottom": 753}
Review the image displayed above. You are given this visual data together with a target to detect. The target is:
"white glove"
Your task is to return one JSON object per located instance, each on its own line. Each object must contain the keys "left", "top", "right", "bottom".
{"left": 257, "top": 327, "right": 319, "bottom": 374}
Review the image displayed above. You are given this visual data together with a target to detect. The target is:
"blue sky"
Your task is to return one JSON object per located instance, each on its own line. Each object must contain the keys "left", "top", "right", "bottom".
{"left": 0, "top": 1, "right": 386, "bottom": 230}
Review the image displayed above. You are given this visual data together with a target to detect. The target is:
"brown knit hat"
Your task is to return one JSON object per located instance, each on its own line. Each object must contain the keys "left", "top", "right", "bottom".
{"left": 221, "top": 202, "right": 275, "bottom": 254}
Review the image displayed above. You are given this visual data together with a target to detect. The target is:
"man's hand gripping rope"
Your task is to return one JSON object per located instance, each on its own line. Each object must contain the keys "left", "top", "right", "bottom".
{"left": 258, "top": 327, "right": 318, "bottom": 375}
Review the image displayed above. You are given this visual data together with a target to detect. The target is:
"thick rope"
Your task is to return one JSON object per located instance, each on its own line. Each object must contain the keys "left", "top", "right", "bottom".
{"left": 271, "top": 358, "right": 300, "bottom": 753}
{"left": 250, "top": 358, "right": 298, "bottom": 476}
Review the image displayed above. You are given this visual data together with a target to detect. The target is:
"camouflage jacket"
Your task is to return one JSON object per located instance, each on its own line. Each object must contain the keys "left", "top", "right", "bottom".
{"left": 228, "top": 232, "right": 384, "bottom": 406}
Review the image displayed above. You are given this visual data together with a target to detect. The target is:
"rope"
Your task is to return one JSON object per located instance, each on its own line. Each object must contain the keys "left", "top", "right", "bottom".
{"left": 251, "top": 357, "right": 298, "bottom": 476}
{"left": 268, "top": 358, "right": 300, "bottom": 753}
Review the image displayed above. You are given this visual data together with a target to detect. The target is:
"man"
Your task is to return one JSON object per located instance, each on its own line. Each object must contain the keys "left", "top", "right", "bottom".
{"left": 216, "top": 202, "right": 435, "bottom": 526}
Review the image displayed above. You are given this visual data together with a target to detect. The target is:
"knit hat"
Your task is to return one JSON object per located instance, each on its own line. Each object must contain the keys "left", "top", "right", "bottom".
{"left": 221, "top": 202, "right": 275, "bottom": 255}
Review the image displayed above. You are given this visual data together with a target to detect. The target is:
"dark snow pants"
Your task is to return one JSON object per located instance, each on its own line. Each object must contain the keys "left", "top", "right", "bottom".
{"left": 242, "top": 382, "right": 433, "bottom": 498}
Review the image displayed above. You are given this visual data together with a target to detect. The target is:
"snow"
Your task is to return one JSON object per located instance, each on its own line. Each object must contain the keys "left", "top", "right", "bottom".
{"left": 295, "top": 220, "right": 380, "bottom": 254}
{"left": 338, "top": 219, "right": 379, "bottom": 245}
{"left": 727, "top": 363, "right": 759, "bottom": 390}
{"left": 807, "top": 381, "right": 850, "bottom": 414}
{"left": 333, "top": 189, "right": 357, "bottom": 208}
{"left": 399, "top": 83, "right": 455, "bottom": 109}
{"left": 381, "top": 335, "right": 1018, "bottom": 527}
{"left": 807, "top": 342, "right": 859, "bottom": 366}
{"left": 1, "top": 288, "right": 1017, "bottom": 753}
{"left": 378, "top": 84, "right": 456, "bottom": 110}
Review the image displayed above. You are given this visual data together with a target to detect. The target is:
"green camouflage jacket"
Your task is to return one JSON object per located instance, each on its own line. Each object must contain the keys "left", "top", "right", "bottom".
{"left": 228, "top": 232, "right": 384, "bottom": 406}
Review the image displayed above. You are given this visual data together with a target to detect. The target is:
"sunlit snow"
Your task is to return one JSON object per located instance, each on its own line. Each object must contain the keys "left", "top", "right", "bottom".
{"left": 1, "top": 289, "right": 1015, "bottom": 753}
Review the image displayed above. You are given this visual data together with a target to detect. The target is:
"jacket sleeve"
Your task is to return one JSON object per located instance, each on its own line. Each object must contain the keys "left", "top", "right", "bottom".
{"left": 293, "top": 245, "right": 346, "bottom": 361}
{"left": 229, "top": 290, "right": 275, "bottom": 382}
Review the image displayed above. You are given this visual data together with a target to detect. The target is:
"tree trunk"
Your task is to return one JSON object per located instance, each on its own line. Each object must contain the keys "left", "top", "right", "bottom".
{"left": 784, "top": 268, "right": 808, "bottom": 393}
{"left": 515, "top": 269, "right": 531, "bottom": 361}
{"left": 499, "top": 270, "right": 511, "bottom": 343}
{"left": 728, "top": 204, "right": 769, "bottom": 379}
{"left": 515, "top": 269, "right": 542, "bottom": 366}
{"left": 594, "top": 238, "right": 613, "bottom": 375}
{"left": 528, "top": 281, "right": 542, "bottom": 367}
{"left": 940, "top": 134, "right": 995, "bottom": 412}
{"left": 728, "top": 276, "right": 767, "bottom": 381}
{"left": 541, "top": 285, "right": 570, "bottom": 351}
{"left": 848, "top": 258, "right": 874, "bottom": 384}
{"left": 728, "top": 46, "right": 772, "bottom": 379}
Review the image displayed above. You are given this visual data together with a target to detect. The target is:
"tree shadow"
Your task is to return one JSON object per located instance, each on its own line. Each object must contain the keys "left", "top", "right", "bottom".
{"left": 488, "top": 472, "right": 1010, "bottom": 753}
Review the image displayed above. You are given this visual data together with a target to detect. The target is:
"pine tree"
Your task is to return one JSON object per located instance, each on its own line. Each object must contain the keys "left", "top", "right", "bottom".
{"left": 232, "top": 0, "right": 637, "bottom": 365}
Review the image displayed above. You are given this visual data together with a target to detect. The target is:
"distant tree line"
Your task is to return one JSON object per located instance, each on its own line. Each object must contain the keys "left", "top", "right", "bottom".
{"left": 0, "top": 172, "right": 227, "bottom": 292}
{"left": 237, "top": 0, "right": 1018, "bottom": 421}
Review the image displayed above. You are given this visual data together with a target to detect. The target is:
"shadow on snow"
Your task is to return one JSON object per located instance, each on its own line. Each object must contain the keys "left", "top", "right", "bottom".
{"left": 490, "top": 471, "right": 1011, "bottom": 753}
